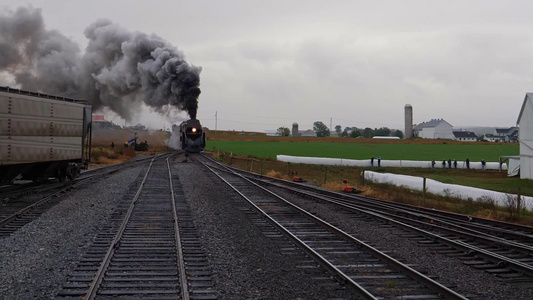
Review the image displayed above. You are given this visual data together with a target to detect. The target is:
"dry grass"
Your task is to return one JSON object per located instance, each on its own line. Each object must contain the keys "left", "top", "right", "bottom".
{"left": 265, "top": 170, "right": 290, "bottom": 180}
{"left": 212, "top": 152, "right": 533, "bottom": 225}
{"left": 359, "top": 181, "right": 533, "bottom": 225}
{"left": 89, "top": 147, "right": 137, "bottom": 168}
{"left": 322, "top": 182, "right": 348, "bottom": 191}
{"left": 89, "top": 128, "right": 169, "bottom": 168}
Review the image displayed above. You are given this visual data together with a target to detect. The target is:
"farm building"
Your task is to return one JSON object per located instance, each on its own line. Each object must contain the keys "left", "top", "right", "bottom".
{"left": 413, "top": 119, "right": 454, "bottom": 139}
{"left": 453, "top": 131, "right": 477, "bottom": 142}
{"left": 92, "top": 115, "right": 119, "bottom": 130}
{"left": 495, "top": 127, "right": 519, "bottom": 143}
{"left": 484, "top": 127, "right": 519, "bottom": 142}
{"left": 517, "top": 93, "right": 533, "bottom": 179}
{"left": 300, "top": 129, "right": 317, "bottom": 137}
{"left": 484, "top": 134, "right": 502, "bottom": 142}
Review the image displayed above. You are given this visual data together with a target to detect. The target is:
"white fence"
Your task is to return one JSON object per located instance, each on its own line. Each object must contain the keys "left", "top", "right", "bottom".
{"left": 277, "top": 155, "right": 506, "bottom": 170}
{"left": 364, "top": 171, "right": 532, "bottom": 210}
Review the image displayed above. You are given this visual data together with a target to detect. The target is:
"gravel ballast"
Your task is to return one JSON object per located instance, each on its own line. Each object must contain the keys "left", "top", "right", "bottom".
{"left": 1, "top": 154, "right": 532, "bottom": 299}
{"left": 268, "top": 185, "right": 533, "bottom": 300}
{"left": 174, "top": 157, "right": 358, "bottom": 299}
{"left": 0, "top": 167, "right": 142, "bottom": 299}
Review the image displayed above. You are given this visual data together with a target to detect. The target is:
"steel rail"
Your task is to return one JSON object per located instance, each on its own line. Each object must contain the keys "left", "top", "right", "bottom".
{"left": 346, "top": 192, "right": 533, "bottom": 236}
{"left": 167, "top": 157, "right": 190, "bottom": 300}
{"left": 328, "top": 196, "right": 533, "bottom": 253}
{"left": 252, "top": 176, "right": 533, "bottom": 254}
{"left": 83, "top": 157, "right": 156, "bottom": 299}
{"left": 201, "top": 161, "right": 376, "bottom": 300}
{"left": 273, "top": 184, "right": 533, "bottom": 277}
{"left": 210, "top": 155, "right": 533, "bottom": 239}
{"left": 0, "top": 154, "right": 169, "bottom": 231}
{"left": 204, "top": 156, "right": 533, "bottom": 256}
{"left": 200, "top": 158, "right": 468, "bottom": 300}
{"left": 0, "top": 185, "right": 72, "bottom": 228}
{"left": 316, "top": 189, "right": 533, "bottom": 241}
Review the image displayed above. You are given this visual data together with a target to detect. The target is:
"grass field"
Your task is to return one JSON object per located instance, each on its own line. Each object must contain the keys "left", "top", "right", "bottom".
{"left": 205, "top": 136, "right": 531, "bottom": 198}
{"left": 206, "top": 139, "right": 519, "bottom": 162}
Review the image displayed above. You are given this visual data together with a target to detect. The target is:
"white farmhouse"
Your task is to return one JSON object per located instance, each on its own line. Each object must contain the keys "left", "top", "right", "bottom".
{"left": 495, "top": 127, "right": 519, "bottom": 143}
{"left": 413, "top": 119, "right": 454, "bottom": 139}
{"left": 517, "top": 93, "right": 533, "bottom": 179}
{"left": 453, "top": 131, "right": 477, "bottom": 142}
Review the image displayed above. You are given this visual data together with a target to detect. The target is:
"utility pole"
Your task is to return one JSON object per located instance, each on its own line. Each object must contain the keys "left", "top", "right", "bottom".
{"left": 215, "top": 111, "right": 218, "bottom": 133}
{"left": 330, "top": 117, "right": 332, "bottom": 132}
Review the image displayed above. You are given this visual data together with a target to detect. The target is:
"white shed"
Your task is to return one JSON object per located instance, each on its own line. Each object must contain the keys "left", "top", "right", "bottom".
{"left": 517, "top": 93, "right": 533, "bottom": 179}
{"left": 413, "top": 119, "right": 454, "bottom": 139}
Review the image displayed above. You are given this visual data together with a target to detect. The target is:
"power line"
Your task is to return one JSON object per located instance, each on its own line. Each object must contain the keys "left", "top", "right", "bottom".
{"left": 204, "top": 111, "right": 326, "bottom": 121}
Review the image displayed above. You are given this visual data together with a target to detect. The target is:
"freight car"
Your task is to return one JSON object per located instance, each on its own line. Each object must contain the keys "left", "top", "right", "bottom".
{"left": 0, "top": 86, "right": 92, "bottom": 183}
{"left": 178, "top": 118, "right": 205, "bottom": 153}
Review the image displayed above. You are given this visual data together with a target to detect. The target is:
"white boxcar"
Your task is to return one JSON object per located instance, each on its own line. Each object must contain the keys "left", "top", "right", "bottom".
{"left": 0, "top": 86, "right": 92, "bottom": 183}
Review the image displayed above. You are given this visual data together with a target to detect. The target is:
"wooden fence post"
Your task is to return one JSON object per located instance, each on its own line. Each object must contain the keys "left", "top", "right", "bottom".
{"left": 423, "top": 177, "right": 427, "bottom": 204}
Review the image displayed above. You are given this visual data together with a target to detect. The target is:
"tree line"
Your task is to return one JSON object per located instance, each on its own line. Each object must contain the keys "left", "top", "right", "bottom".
{"left": 277, "top": 121, "right": 403, "bottom": 138}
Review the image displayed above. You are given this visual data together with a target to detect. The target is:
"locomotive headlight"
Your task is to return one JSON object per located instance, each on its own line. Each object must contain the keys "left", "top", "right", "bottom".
{"left": 192, "top": 127, "right": 197, "bottom": 133}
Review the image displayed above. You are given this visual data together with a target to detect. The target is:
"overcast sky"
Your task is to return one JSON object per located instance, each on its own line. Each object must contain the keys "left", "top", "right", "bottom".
{"left": 1, "top": 0, "right": 532, "bottom": 132}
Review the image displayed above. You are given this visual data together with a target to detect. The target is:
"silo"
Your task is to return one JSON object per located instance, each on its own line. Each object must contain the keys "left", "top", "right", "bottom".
{"left": 404, "top": 104, "right": 413, "bottom": 139}
{"left": 292, "top": 122, "right": 299, "bottom": 137}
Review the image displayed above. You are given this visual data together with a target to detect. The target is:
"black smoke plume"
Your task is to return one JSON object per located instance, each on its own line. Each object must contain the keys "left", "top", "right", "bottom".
{"left": 0, "top": 6, "right": 201, "bottom": 120}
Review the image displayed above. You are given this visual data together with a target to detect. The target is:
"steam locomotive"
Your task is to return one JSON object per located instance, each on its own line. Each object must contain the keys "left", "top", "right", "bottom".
{"left": 178, "top": 118, "right": 205, "bottom": 153}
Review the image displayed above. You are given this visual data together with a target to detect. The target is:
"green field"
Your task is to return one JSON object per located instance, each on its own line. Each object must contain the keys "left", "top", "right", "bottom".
{"left": 207, "top": 139, "right": 532, "bottom": 222}
{"left": 207, "top": 140, "right": 519, "bottom": 162}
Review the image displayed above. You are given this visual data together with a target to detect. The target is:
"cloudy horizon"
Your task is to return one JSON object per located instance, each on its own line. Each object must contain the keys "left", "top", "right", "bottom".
{"left": 1, "top": 0, "right": 531, "bottom": 132}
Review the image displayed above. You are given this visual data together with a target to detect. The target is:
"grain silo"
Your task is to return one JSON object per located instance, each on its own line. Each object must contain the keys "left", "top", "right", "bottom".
{"left": 292, "top": 122, "right": 299, "bottom": 137}
{"left": 405, "top": 104, "right": 413, "bottom": 139}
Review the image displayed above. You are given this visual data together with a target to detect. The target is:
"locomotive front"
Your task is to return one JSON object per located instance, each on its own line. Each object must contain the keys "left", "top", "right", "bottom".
{"left": 179, "top": 119, "right": 205, "bottom": 153}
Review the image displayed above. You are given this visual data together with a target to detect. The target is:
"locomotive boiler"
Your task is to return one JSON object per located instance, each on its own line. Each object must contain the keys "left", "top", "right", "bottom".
{"left": 0, "top": 86, "right": 92, "bottom": 183}
{"left": 178, "top": 118, "right": 205, "bottom": 153}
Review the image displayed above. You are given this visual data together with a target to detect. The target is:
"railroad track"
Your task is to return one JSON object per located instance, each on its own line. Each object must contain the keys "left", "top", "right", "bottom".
{"left": 57, "top": 154, "right": 216, "bottom": 299}
{"left": 198, "top": 155, "right": 468, "bottom": 299}
{"left": 203, "top": 154, "right": 533, "bottom": 285}
{"left": 0, "top": 154, "right": 168, "bottom": 238}
{"left": 0, "top": 154, "right": 162, "bottom": 199}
